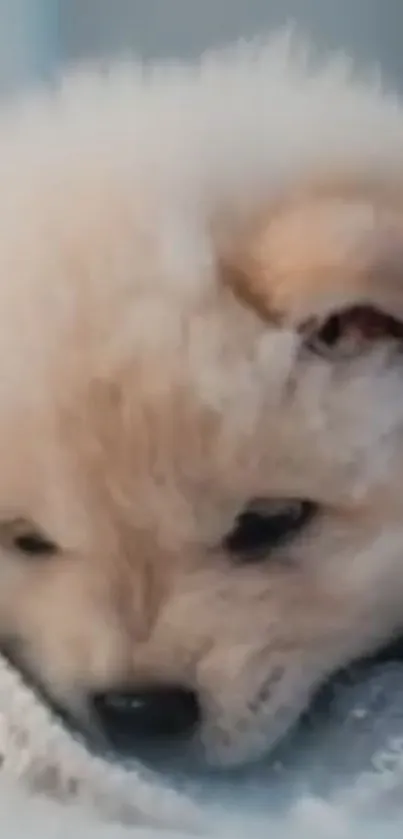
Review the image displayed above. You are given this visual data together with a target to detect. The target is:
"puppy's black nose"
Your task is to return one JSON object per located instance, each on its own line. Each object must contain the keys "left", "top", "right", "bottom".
{"left": 92, "top": 686, "right": 200, "bottom": 753}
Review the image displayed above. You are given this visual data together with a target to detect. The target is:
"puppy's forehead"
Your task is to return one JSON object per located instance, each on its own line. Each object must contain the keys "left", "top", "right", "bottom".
{"left": 0, "top": 141, "right": 398, "bottom": 535}
{"left": 0, "top": 153, "right": 283, "bottom": 426}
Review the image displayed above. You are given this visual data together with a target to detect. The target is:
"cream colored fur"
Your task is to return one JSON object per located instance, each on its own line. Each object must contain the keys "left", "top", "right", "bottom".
{"left": 0, "top": 29, "right": 403, "bottom": 835}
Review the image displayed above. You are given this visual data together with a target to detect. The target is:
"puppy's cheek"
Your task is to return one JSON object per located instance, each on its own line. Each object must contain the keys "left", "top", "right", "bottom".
{"left": 197, "top": 650, "right": 319, "bottom": 766}
{"left": 0, "top": 633, "right": 83, "bottom": 709}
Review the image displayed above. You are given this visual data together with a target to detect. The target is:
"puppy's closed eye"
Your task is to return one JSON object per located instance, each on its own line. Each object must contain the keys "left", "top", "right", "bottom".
{"left": 223, "top": 499, "right": 317, "bottom": 562}
{"left": 0, "top": 519, "right": 58, "bottom": 558}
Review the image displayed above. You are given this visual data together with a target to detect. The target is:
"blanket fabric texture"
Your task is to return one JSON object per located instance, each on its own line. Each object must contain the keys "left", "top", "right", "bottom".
{"left": 2, "top": 643, "right": 403, "bottom": 838}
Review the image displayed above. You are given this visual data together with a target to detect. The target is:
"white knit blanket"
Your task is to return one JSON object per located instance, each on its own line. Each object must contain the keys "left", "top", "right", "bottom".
{"left": 2, "top": 651, "right": 403, "bottom": 839}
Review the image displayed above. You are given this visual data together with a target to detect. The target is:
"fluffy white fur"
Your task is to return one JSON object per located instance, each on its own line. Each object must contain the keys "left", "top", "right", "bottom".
{"left": 2, "top": 27, "right": 403, "bottom": 767}
{"left": 1, "top": 28, "right": 403, "bottom": 839}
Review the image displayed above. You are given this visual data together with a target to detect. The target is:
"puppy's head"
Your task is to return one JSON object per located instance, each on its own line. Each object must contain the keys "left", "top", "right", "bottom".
{"left": 1, "top": 172, "right": 403, "bottom": 767}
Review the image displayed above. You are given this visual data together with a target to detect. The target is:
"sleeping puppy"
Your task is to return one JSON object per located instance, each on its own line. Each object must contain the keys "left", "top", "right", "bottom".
{"left": 0, "top": 33, "right": 403, "bottom": 771}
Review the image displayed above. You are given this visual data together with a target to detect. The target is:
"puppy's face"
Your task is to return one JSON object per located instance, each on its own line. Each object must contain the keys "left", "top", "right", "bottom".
{"left": 1, "top": 177, "right": 403, "bottom": 767}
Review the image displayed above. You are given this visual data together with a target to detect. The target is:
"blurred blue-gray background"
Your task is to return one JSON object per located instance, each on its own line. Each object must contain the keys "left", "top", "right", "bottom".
{"left": 0, "top": 0, "right": 402, "bottom": 93}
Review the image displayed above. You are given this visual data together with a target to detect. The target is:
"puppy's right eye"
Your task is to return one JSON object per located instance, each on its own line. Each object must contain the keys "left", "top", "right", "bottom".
{"left": 0, "top": 519, "right": 57, "bottom": 558}
{"left": 224, "top": 499, "right": 316, "bottom": 562}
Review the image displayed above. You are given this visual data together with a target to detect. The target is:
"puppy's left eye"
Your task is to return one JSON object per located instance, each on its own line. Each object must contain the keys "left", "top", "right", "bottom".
{"left": 224, "top": 499, "right": 316, "bottom": 561}
{"left": 14, "top": 533, "right": 57, "bottom": 557}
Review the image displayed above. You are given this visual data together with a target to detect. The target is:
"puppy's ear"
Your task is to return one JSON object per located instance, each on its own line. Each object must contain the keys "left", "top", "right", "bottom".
{"left": 222, "top": 190, "right": 403, "bottom": 355}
